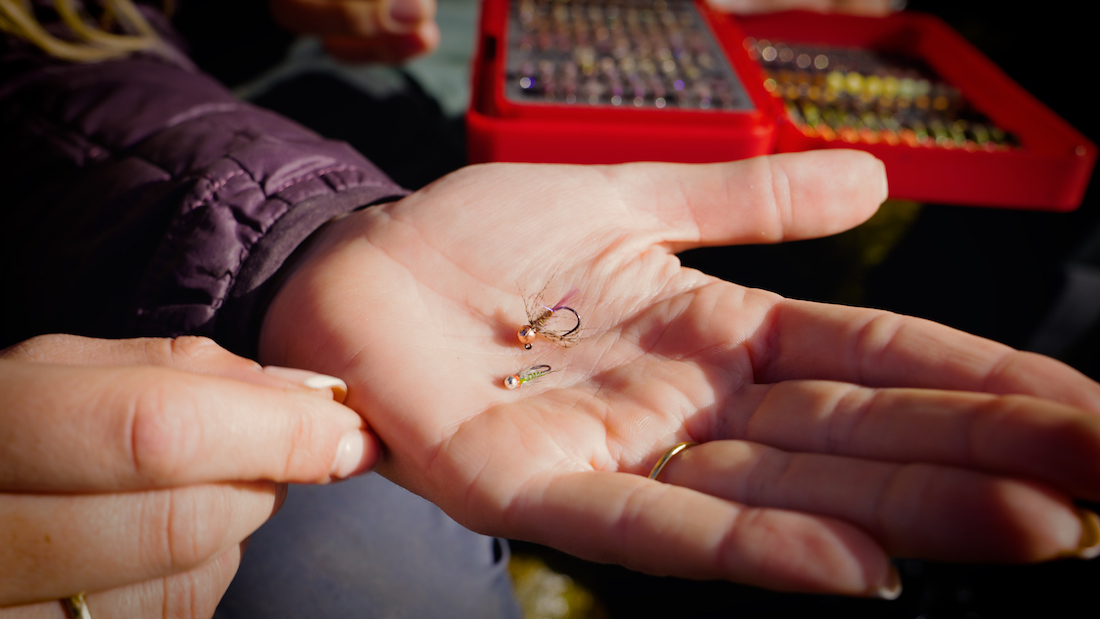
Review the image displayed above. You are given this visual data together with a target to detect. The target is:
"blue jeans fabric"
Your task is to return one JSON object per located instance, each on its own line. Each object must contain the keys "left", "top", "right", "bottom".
{"left": 215, "top": 473, "right": 522, "bottom": 619}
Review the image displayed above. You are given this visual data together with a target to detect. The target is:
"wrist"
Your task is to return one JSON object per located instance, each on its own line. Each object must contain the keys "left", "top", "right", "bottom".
{"left": 256, "top": 203, "right": 395, "bottom": 369}
{"left": 218, "top": 187, "right": 405, "bottom": 360}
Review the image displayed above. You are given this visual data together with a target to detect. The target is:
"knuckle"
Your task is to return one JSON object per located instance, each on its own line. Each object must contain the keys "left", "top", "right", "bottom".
{"left": 127, "top": 381, "right": 198, "bottom": 483}
{"left": 167, "top": 336, "right": 224, "bottom": 363}
{"left": 282, "top": 411, "right": 326, "bottom": 480}
{"left": 141, "top": 488, "right": 234, "bottom": 573}
{"left": 154, "top": 336, "right": 259, "bottom": 375}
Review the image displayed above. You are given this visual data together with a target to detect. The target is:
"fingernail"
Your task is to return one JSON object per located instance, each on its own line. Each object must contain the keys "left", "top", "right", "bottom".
{"left": 330, "top": 430, "right": 369, "bottom": 479}
{"left": 1068, "top": 508, "right": 1100, "bottom": 559}
{"left": 272, "top": 483, "right": 289, "bottom": 514}
{"left": 389, "top": 0, "right": 426, "bottom": 27}
{"left": 262, "top": 366, "right": 348, "bottom": 403}
{"left": 873, "top": 565, "right": 902, "bottom": 600}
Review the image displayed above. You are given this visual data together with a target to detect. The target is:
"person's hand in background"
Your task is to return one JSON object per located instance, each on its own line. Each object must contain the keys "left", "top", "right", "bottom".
{"left": 0, "top": 335, "right": 376, "bottom": 617}
{"left": 269, "top": 0, "right": 440, "bottom": 63}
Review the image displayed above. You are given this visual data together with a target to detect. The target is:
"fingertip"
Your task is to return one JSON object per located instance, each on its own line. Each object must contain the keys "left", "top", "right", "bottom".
{"left": 304, "top": 374, "right": 349, "bottom": 403}
{"left": 823, "top": 149, "right": 887, "bottom": 211}
{"left": 871, "top": 153, "right": 889, "bottom": 204}
{"left": 385, "top": 0, "right": 435, "bottom": 31}
{"left": 1054, "top": 508, "right": 1100, "bottom": 560}
{"left": 872, "top": 564, "right": 903, "bottom": 600}
{"left": 1073, "top": 508, "right": 1100, "bottom": 559}
{"left": 330, "top": 428, "right": 380, "bottom": 480}
{"left": 272, "top": 483, "right": 289, "bottom": 516}
{"left": 758, "top": 510, "right": 895, "bottom": 597}
{"left": 413, "top": 20, "right": 441, "bottom": 55}
{"left": 773, "top": 149, "right": 888, "bottom": 235}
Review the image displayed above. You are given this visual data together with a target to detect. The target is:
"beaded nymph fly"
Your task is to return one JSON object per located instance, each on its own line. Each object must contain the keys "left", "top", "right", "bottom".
{"left": 517, "top": 286, "right": 582, "bottom": 350}
{"left": 504, "top": 364, "right": 553, "bottom": 389}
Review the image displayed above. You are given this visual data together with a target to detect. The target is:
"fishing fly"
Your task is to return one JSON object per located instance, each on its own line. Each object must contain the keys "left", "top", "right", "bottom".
{"left": 504, "top": 364, "right": 553, "bottom": 389}
{"left": 517, "top": 286, "right": 582, "bottom": 350}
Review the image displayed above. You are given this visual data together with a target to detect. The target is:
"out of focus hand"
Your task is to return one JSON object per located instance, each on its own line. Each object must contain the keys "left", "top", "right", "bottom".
{"left": 261, "top": 151, "right": 1100, "bottom": 598}
{"left": 269, "top": 0, "right": 440, "bottom": 63}
{"left": 0, "top": 335, "right": 376, "bottom": 617}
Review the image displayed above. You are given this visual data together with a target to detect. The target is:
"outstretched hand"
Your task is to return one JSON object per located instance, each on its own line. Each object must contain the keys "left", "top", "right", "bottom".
{"left": 260, "top": 151, "right": 1100, "bottom": 598}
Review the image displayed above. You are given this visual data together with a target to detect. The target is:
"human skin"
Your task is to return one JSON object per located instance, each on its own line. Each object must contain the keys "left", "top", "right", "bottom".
{"left": 268, "top": 0, "right": 441, "bottom": 63}
{"left": 0, "top": 335, "right": 376, "bottom": 617}
{"left": 257, "top": 150, "right": 1100, "bottom": 598}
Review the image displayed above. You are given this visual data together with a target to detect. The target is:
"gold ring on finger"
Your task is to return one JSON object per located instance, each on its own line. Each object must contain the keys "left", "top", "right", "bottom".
{"left": 647, "top": 441, "right": 699, "bottom": 481}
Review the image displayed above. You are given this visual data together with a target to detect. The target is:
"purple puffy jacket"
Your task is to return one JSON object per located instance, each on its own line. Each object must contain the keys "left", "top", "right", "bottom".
{"left": 0, "top": 6, "right": 408, "bottom": 355}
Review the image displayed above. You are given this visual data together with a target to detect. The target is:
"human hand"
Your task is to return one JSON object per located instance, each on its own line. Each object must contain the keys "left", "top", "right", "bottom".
{"left": 706, "top": 0, "right": 898, "bottom": 16}
{"left": 0, "top": 335, "right": 377, "bottom": 617}
{"left": 269, "top": 0, "right": 440, "bottom": 63}
{"left": 259, "top": 151, "right": 1100, "bottom": 599}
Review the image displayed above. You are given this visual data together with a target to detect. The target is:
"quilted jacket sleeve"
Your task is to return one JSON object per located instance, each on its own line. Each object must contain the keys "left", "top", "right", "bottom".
{"left": 0, "top": 9, "right": 409, "bottom": 356}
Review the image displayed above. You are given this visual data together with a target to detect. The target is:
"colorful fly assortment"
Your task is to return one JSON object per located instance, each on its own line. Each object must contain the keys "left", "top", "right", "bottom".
{"left": 517, "top": 287, "right": 583, "bottom": 350}
{"left": 750, "top": 39, "right": 1016, "bottom": 150}
{"left": 506, "top": 0, "right": 752, "bottom": 111}
{"left": 504, "top": 364, "right": 554, "bottom": 389}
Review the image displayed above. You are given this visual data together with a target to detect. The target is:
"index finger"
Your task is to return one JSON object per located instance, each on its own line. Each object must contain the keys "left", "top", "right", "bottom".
{"left": 1, "top": 334, "right": 348, "bottom": 400}
{"left": 750, "top": 299, "right": 1100, "bottom": 413}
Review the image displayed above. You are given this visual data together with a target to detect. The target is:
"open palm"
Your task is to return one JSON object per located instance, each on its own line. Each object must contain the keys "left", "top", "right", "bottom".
{"left": 259, "top": 151, "right": 1100, "bottom": 597}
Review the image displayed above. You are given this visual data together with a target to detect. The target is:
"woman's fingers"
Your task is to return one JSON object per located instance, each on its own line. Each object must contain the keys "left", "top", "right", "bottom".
{"left": 718, "top": 381, "right": 1100, "bottom": 501}
{"left": 0, "top": 360, "right": 375, "bottom": 491}
{"left": 656, "top": 441, "right": 1097, "bottom": 562}
{"left": 0, "top": 484, "right": 271, "bottom": 606}
{"left": 751, "top": 300, "right": 1100, "bottom": 412}
{"left": 494, "top": 470, "right": 898, "bottom": 598}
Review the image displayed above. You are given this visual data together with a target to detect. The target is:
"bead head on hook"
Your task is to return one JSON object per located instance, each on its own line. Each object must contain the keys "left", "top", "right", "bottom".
{"left": 504, "top": 364, "right": 552, "bottom": 389}
{"left": 517, "top": 325, "right": 537, "bottom": 349}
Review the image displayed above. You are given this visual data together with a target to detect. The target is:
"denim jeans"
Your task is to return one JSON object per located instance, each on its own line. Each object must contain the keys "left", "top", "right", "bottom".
{"left": 215, "top": 473, "right": 521, "bottom": 619}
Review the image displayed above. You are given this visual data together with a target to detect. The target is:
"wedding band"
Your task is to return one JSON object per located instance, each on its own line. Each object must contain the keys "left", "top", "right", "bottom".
{"left": 62, "top": 592, "right": 91, "bottom": 619}
{"left": 647, "top": 441, "right": 699, "bottom": 481}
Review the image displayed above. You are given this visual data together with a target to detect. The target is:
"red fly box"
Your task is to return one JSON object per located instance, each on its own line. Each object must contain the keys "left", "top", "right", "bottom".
{"left": 466, "top": 0, "right": 1096, "bottom": 210}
